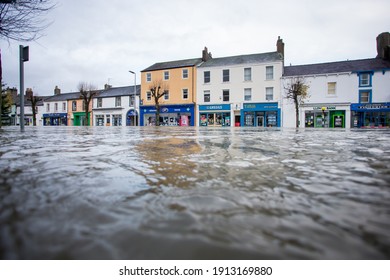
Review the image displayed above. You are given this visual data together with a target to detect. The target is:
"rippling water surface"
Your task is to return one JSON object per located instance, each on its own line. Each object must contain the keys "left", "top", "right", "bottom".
{"left": 1, "top": 126, "right": 389, "bottom": 259}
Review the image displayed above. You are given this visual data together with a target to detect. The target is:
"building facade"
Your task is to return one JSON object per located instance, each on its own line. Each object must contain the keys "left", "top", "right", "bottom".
{"left": 92, "top": 85, "right": 140, "bottom": 127}
{"left": 140, "top": 49, "right": 209, "bottom": 126}
{"left": 197, "top": 38, "right": 284, "bottom": 127}
{"left": 282, "top": 33, "right": 390, "bottom": 128}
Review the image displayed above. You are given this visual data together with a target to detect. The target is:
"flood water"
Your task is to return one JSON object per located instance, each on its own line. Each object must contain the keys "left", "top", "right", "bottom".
{"left": 0, "top": 126, "right": 389, "bottom": 259}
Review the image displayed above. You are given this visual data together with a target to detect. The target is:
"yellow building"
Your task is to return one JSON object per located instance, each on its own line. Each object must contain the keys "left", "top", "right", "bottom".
{"left": 140, "top": 48, "right": 211, "bottom": 126}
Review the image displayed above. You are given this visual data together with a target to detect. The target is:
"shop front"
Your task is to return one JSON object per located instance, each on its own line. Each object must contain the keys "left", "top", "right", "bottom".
{"left": 126, "top": 109, "right": 138, "bottom": 126}
{"left": 72, "top": 112, "right": 91, "bottom": 126}
{"left": 199, "top": 104, "right": 231, "bottom": 126}
{"left": 241, "top": 103, "right": 280, "bottom": 127}
{"left": 43, "top": 113, "right": 67, "bottom": 126}
{"left": 351, "top": 103, "right": 390, "bottom": 128}
{"left": 140, "top": 104, "right": 195, "bottom": 126}
{"left": 303, "top": 105, "right": 347, "bottom": 128}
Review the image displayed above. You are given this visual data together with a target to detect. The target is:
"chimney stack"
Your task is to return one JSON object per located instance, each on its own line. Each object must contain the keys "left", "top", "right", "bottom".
{"left": 376, "top": 32, "right": 390, "bottom": 60}
{"left": 104, "top": 84, "right": 112, "bottom": 90}
{"left": 54, "top": 86, "right": 61, "bottom": 95}
{"left": 202, "top": 47, "right": 212, "bottom": 62}
{"left": 26, "top": 88, "right": 33, "bottom": 100}
{"left": 276, "top": 36, "right": 285, "bottom": 60}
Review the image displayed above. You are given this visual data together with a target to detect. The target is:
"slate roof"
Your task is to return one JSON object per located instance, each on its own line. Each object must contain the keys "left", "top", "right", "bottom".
{"left": 142, "top": 58, "right": 203, "bottom": 72}
{"left": 97, "top": 85, "right": 140, "bottom": 98}
{"left": 199, "top": 52, "right": 283, "bottom": 68}
{"left": 15, "top": 95, "right": 51, "bottom": 106}
{"left": 44, "top": 92, "right": 81, "bottom": 102}
{"left": 283, "top": 58, "right": 390, "bottom": 77}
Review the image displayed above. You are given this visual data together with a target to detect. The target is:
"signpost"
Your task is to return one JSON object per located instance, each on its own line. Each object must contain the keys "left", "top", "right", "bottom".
{"left": 19, "top": 45, "right": 29, "bottom": 131}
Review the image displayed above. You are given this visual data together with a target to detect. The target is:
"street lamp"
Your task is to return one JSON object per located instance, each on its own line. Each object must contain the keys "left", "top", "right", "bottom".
{"left": 129, "top": 70, "right": 137, "bottom": 126}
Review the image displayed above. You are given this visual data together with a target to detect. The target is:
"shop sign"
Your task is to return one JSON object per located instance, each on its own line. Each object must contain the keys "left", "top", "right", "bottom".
{"left": 199, "top": 104, "right": 231, "bottom": 111}
{"left": 243, "top": 103, "right": 278, "bottom": 111}
{"left": 351, "top": 103, "right": 390, "bottom": 111}
{"left": 312, "top": 106, "right": 336, "bottom": 110}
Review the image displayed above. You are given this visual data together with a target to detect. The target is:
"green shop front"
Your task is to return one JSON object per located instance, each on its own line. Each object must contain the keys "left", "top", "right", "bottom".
{"left": 302, "top": 104, "right": 348, "bottom": 128}
{"left": 72, "top": 112, "right": 91, "bottom": 126}
{"left": 241, "top": 102, "right": 280, "bottom": 127}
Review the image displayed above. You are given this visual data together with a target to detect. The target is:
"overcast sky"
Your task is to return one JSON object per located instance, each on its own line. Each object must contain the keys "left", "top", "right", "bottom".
{"left": 1, "top": 0, "right": 389, "bottom": 96}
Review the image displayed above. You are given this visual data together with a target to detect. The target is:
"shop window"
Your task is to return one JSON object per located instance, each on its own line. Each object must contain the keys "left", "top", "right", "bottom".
{"left": 359, "top": 73, "right": 371, "bottom": 87}
{"left": 182, "top": 69, "right": 188, "bottom": 79}
{"left": 266, "top": 87, "right": 273, "bottom": 101}
{"left": 204, "top": 71, "right": 210, "bottom": 83}
{"left": 328, "top": 82, "right": 336, "bottom": 95}
{"left": 223, "top": 90, "right": 229, "bottom": 102}
{"left": 359, "top": 90, "right": 371, "bottom": 103}
{"left": 244, "top": 68, "right": 252, "bottom": 81}
{"left": 223, "top": 69, "right": 230, "bottom": 82}
{"left": 244, "top": 88, "right": 252, "bottom": 101}
{"left": 266, "top": 66, "right": 274, "bottom": 80}
{"left": 204, "top": 91, "right": 210, "bottom": 102}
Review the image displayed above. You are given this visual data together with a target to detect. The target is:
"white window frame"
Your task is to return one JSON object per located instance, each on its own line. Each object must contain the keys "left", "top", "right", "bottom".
{"left": 266, "top": 66, "right": 274, "bottom": 80}
{"left": 328, "top": 82, "right": 336, "bottom": 95}
{"left": 244, "top": 68, "right": 252, "bottom": 81}
{"left": 146, "top": 91, "right": 151, "bottom": 101}
{"left": 244, "top": 88, "right": 252, "bottom": 101}
{"left": 146, "top": 73, "right": 152, "bottom": 82}
{"left": 182, "top": 89, "right": 189, "bottom": 100}
{"left": 266, "top": 87, "right": 273, "bottom": 101}
{"left": 164, "top": 71, "right": 170, "bottom": 81}
{"left": 204, "top": 90, "right": 210, "bottom": 102}
{"left": 164, "top": 90, "right": 169, "bottom": 100}
{"left": 182, "top": 69, "right": 189, "bottom": 79}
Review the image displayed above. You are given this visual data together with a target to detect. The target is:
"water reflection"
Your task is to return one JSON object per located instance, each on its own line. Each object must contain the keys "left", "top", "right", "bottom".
{"left": 0, "top": 126, "right": 390, "bottom": 259}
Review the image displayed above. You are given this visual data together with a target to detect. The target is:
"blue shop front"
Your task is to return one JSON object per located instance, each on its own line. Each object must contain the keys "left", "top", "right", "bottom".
{"left": 241, "top": 102, "right": 281, "bottom": 127}
{"left": 351, "top": 102, "right": 390, "bottom": 128}
{"left": 199, "top": 104, "right": 231, "bottom": 126}
{"left": 43, "top": 113, "right": 68, "bottom": 126}
{"left": 140, "top": 104, "right": 195, "bottom": 126}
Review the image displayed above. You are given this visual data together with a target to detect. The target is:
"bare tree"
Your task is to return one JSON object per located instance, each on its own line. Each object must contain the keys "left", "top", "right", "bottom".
{"left": 149, "top": 79, "right": 168, "bottom": 126}
{"left": 78, "top": 82, "right": 98, "bottom": 126}
{"left": 0, "top": 0, "right": 55, "bottom": 42}
{"left": 27, "top": 94, "right": 41, "bottom": 126}
{"left": 284, "top": 76, "right": 310, "bottom": 128}
{"left": 0, "top": 0, "right": 55, "bottom": 128}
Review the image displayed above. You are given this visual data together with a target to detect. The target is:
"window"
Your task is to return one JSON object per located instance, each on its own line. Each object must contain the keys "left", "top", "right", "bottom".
{"left": 244, "top": 88, "right": 252, "bottom": 101}
{"left": 266, "top": 66, "right": 274, "bottom": 80}
{"left": 359, "top": 90, "right": 371, "bottom": 103}
{"left": 46, "top": 103, "right": 50, "bottom": 112}
{"left": 129, "top": 95, "right": 135, "bottom": 106}
{"left": 62, "top": 102, "right": 66, "bottom": 111}
{"left": 204, "top": 91, "right": 210, "bottom": 102}
{"left": 72, "top": 101, "right": 77, "bottom": 111}
{"left": 146, "top": 73, "right": 152, "bottom": 82}
{"left": 244, "top": 68, "right": 252, "bottom": 81}
{"left": 115, "top": 96, "right": 121, "bottom": 107}
{"left": 182, "top": 89, "right": 188, "bottom": 100}
{"left": 223, "top": 90, "right": 229, "bottom": 102}
{"left": 164, "top": 71, "right": 169, "bottom": 80}
{"left": 204, "top": 71, "right": 210, "bottom": 83}
{"left": 147, "top": 91, "right": 151, "bottom": 101}
{"left": 182, "top": 69, "right": 189, "bottom": 79}
{"left": 359, "top": 73, "right": 371, "bottom": 87}
{"left": 266, "top": 87, "right": 274, "bottom": 101}
{"left": 164, "top": 90, "right": 169, "bottom": 100}
{"left": 97, "top": 98, "right": 102, "bottom": 108}
{"left": 54, "top": 103, "right": 58, "bottom": 112}
{"left": 223, "top": 69, "right": 230, "bottom": 82}
{"left": 328, "top": 82, "right": 336, "bottom": 95}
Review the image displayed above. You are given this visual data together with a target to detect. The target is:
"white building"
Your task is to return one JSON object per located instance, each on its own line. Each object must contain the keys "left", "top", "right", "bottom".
{"left": 92, "top": 85, "right": 140, "bottom": 126}
{"left": 15, "top": 89, "right": 48, "bottom": 126}
{"left": 196, "top": 37, "right": 284, "bottom": 127}
{"left": 282, "top": 32, "right": 390, "bottom": 128}
{"left": 43, "top": 91, "right": 78, "bottom": 126}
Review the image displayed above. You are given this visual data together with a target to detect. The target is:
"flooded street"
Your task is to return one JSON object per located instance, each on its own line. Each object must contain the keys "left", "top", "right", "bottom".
{"left": 0, "top": 126, "right": 389, "bottom": 259}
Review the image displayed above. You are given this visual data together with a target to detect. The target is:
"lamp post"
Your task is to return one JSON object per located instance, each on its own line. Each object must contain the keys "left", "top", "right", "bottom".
{"left": 20, "top": 45, "right": 29, "bottom": 132}
{"left": 129, "top": 70, "right": 137, "bottom": 126}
